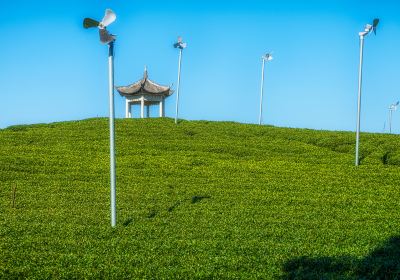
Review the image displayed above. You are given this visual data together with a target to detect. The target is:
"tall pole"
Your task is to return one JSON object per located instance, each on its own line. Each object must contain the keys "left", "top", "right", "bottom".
{"left": 175, "top": 49, "right": 183, "bottom": 124}
{"left": 108, "top": 41, "right": 117, "bottom": 227}
{"left": 355, "top": 35, "right": 364, "bottom": 166}
{"left": 259, "top": 58, "right": 266, "bottom": 125}
{"left": 389, "top": 109, "right": 393, "bottom": 134}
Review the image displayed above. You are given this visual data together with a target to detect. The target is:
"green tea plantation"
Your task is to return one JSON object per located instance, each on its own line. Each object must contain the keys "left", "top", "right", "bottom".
{"left": 1, "top": 118, "right": 399, "bottom": 279}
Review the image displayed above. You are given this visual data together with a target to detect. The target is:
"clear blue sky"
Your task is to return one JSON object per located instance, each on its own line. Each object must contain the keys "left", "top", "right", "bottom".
{"left": 1, "top": 0, "right": 399, "bottom": 133}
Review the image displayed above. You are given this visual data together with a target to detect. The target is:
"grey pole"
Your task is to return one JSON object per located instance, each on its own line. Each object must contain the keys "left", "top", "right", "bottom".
{"left": 108, "top": 41, "right": 117, "bottom": 227}
{"left": 389, "top": 108, "right": 393, "bottom": 134}
{"left": 175, "top": 49, "right": 183, "bottom": 124}
{"left": 259, "top": 58, "right": 266, "bottom": 125}
{"left": 355, "top": 35, "right": 364, "bottom": 166}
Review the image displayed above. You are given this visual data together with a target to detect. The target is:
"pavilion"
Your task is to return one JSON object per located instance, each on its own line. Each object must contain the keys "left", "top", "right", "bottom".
{"left": 116, "top": 67, "right": 174, "bottom": 118}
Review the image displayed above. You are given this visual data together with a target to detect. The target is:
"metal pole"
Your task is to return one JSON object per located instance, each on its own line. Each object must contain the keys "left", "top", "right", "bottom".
{"left": 175, "top": 49, "right": 182, "bottom": 124}
{"left": 259, "top": 58, "right": 266, "bottom": 125}
{"left": 108, "top": 41, "right": 117, "bottom": 227}
{"left": 355, "top": 36, "right": 364, "bottom": 166}
{"left": 389, "top": 109, "right": 393, "bottom": 134}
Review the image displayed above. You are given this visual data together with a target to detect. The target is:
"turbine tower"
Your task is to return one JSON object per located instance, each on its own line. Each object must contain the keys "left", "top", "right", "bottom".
{"left": 388, "top": 101, "right": 399, "bottom": 134}
{"left": 259, "top": 53, "right": 273, "bottom": 125}
{"left": 174, "top": 36, "right": 187, "bottom": 124}
{"left": 355, "top": 18, "right": 379, "bottom": 166}
{"left": 83, "top": 9, "right": 118, "bottom": 227}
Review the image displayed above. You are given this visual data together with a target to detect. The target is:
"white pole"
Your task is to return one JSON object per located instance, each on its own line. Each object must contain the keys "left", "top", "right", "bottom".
{"left": 141, "top": 98, "right": 144, "bottom": 119}
{"left": 355, "top": 36, "right": 364, "bottom": 166}
{"left": 259, "top": 58, "right": 266, "bottom": 125}
{"left": 175, "top": 49, "right": 183, "bottom": 124}
{"left": 108, "top": 42, "right": 117, "bottom": 227}
{"left": 389, "top": 109, "right": 393, "bottom": 134}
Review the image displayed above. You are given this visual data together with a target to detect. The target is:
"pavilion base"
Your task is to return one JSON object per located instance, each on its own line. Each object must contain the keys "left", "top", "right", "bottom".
{"left": 126, "top": 97, "right": 165, "bottom": 119}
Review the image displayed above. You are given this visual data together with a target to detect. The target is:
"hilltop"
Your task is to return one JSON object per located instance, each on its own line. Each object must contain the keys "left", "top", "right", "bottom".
{"left": 1, "top": 118, "right": 399, "bottom": 279}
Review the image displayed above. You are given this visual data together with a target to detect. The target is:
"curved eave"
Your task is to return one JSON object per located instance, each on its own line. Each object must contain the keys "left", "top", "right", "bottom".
{"left": 116, "top": 78, "right": 173, "bottom": 97}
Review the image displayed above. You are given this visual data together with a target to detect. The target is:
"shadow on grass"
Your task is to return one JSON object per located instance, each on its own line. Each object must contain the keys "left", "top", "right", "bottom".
{"left": 191, "top": 195, "right": 211, "bottom": 204}
{"left": 122, "top": 218, "right": 133, "bottom": 227}
{"left": 282, "top": 236, "right": 400, "bottom": 279}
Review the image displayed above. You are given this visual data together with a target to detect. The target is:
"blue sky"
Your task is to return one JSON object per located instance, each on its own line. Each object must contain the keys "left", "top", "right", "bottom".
{"left": 1, "top": 0, "right": 400, "bottom": 133}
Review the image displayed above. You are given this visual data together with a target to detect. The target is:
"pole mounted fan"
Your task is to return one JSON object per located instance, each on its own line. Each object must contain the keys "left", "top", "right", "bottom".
{"left": 174, "top": 36, "right": 187, "bottom": 49}
{"left": 83, "top": 9, "right": 117, "bottom": 44}
{"left": 355, "top": 18, "right": 380, "bottom": 166}
{"left": 259, "top": 52, "right": 273, "bottom": 125}
{"left": 360, "top": 18, "right": 380, "bottom": 37}
{"left": 173, "top": 36, "right": 187, "bottom": 124}
{"left": 262, "top": 53, "right": 273, "bottom": 61}
{"left": 390, "top": 101, "right": 400, "bottom": 111}
{"left": 388, "top": 101, "right": 399, "bottom": 134}
{"left": 83, "top": 9, "right": 118, "bottom": 227}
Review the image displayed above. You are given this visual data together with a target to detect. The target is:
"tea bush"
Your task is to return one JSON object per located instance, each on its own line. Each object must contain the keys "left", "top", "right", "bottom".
{"left": 1, "top": 118, "right": 399, "bottom": 279}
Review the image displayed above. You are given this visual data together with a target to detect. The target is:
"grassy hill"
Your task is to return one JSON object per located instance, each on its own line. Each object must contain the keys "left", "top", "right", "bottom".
{"left": 1, "top": 118, "right": 400, "bottom": 279}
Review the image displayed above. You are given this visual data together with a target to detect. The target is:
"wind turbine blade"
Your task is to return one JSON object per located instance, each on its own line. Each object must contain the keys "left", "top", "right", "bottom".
{"left": 99, "top": 29, "right": 116, "bottom": 44}
{"left": 373, "top": 18, "right": 379, "bottom": 34}
{"left": 373, "top": 18, "right": 380, "bottom": 28}
{"left": 262, "top": 53, "right": 273, "bottom": 61}
{"left": 101, "top": 9, "right": 116, "bottom": 27}
{"left": 83, "top": 18, "right": 100, "bottom": 29}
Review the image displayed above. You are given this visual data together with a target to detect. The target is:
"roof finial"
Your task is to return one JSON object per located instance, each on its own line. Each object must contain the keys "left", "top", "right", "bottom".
{"left": 144, "top": 65, "right": 148, "bottom": 79}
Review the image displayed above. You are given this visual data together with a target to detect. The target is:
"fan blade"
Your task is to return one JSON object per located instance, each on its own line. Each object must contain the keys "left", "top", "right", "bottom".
{"left": 83, "top": 18, "right": 100, "bottom": 29}
{"left": 99, "top": 29, "right": 116, "bottom": 44}
{"left": 101, "top": 9, "right": 116, "bottom": 27}
{"left": 373, "top": 18, "right": 380, "bottom": 28}
{"left": 373, "top": 18, "right": 379, "bottom": 34}
{"left": 263, "top": 53, "right": 273, "bottom": 61}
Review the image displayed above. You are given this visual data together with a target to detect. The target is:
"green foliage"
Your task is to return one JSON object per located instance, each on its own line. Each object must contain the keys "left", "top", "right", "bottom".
{"left": 1, "top": 118, "right": 400, "bottom": 279}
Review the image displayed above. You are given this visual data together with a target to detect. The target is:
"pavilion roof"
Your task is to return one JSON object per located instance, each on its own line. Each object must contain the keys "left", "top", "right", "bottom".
{"left": 116, "top": 68, "right": 173, "bottom": 97}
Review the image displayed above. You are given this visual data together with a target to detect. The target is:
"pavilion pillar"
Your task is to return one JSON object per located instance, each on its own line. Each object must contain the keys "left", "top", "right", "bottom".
{"left": 140, "top": 98, "right": 145, "bottom": 118}
{"left": 146, "top": 105, "right": 150, "bottom": 118}
{"left": 126, "top": 100, "right": 132, "bottom": 118}
{"left": 159, "top": 98, "right": 165, "bottom": 117}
